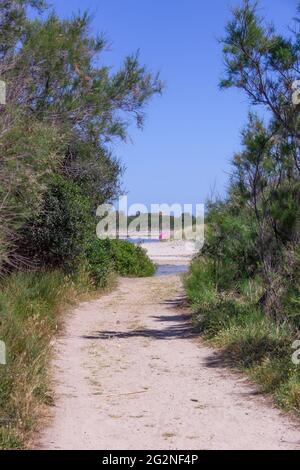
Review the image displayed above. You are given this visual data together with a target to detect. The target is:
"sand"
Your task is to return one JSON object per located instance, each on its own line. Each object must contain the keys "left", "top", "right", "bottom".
{"left": 36, "top": 242, "right": 300, "bottom": 450}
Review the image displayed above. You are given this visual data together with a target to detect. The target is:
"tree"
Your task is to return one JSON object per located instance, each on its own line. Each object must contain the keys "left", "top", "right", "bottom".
{"left": 205, "top": 0, "right": 300, "bottom": 319}
{"left": 221, "top": 0, "right": 300, "bottom": 168}
{"left": 0, "top": 3, "right": 162, "bottom": 270}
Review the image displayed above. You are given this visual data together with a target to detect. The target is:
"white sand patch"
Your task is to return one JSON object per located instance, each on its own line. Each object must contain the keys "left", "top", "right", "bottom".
{"left": 141, "top": 240, "right": 197, "bottom": 265}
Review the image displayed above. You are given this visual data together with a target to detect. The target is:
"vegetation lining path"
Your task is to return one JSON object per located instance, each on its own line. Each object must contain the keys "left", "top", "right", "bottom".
{"left": 37, "top": 273, "right": 299, "bottom": 450}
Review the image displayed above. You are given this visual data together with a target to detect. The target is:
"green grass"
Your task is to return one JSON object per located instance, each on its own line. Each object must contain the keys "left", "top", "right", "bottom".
{"left": 185, "top": 257, "right": 300, "bottom": 415}
{"left": 0, "top": 267, "right": 93, "bottom": 449}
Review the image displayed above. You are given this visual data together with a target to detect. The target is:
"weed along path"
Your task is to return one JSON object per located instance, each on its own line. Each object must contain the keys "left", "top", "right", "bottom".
{"left": 37, "top": 243, "right": 300, "bottom": 450}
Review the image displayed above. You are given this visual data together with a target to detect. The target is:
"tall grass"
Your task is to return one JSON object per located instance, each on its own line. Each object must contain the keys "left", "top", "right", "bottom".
{"left": 0, "top": 268, "right": 92, "bottom": 449}
{"left": 185, "top": 258, "right": 300, "bottom": 415}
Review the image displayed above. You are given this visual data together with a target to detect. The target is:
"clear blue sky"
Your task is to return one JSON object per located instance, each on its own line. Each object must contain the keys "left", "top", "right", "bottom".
{"left": 49, "top": 0, "right": 297, "bottom": 209}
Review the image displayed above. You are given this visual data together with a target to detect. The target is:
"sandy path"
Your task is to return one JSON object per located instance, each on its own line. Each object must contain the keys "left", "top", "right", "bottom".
{"left": 37, "top": 264, "right": 300, "bottom": 450}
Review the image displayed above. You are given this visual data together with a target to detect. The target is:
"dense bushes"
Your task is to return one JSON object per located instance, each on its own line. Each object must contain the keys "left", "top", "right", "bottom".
{"left": 85, "top": 239, "right": 155, "bottom": 286}
{"left": 18, "top": 176, "right": 94, "bottom": 270}
{"left": 203, "top": 204, "right": 258, "bottom": 291}
{"left": 218, "top": 0, "right": 300, "bottom": 318}
{"left": 186, "top": 0, "right": 300, "bottom": 324}
{"left": 0, "top": 1, "right": 162, "bottom": 271}
{"left": 109, "top": 240, "right": 156, "bottom": 277}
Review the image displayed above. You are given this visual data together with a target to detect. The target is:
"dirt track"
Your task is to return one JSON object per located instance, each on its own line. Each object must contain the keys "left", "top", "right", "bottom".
{"left": 37, "top": 266, "right": 300, "bottom": 450}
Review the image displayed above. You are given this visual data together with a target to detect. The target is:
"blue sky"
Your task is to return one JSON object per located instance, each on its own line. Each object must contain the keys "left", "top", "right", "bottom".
{"left": 49, "top": 0, "right": 297, "bottom": 209}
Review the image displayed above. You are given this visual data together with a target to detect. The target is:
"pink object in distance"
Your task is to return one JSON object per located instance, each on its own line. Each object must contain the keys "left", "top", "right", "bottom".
{"left": 159, "top": 232, "right": 169, "bottom": 241}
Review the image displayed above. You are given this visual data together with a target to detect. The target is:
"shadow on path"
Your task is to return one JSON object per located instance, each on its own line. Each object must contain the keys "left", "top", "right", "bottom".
{"left": 82, "top": 297, "right": 196, "bottom": 342}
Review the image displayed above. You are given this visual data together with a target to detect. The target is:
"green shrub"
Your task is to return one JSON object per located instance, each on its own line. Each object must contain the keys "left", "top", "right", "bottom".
{"left": 18, "top": 176, "right": 94, "bottom": 271}
{"left": 84, "top": 239, "right": 115, "bottom": 288}
{"left": 84, "top": 239, "right": 155, "bottom": 285}
{"left": 203, "top": 203, "right": 259, "bottom": 291}
{"left": 185, "top": 258, "right": 261, "bottom": 337}
{"left": 280, "top": 244, "right": 300, "bottom": 327}
{"left": 109, "top": 240, "right": 156, "bottom": 277}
